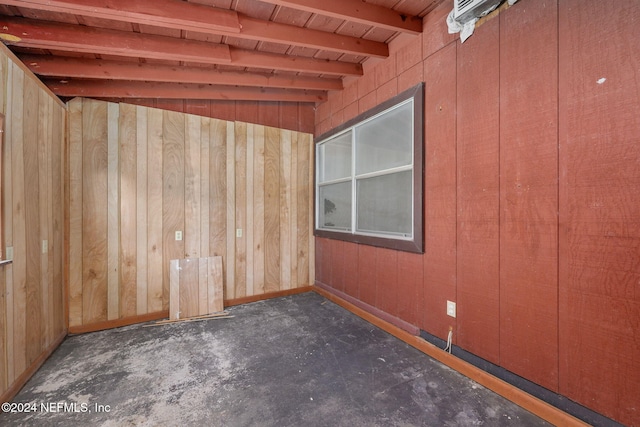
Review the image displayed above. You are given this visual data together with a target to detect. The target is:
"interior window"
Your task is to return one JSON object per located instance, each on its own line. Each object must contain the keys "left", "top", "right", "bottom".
{"left": 315, "top": 84, "right": 423, "bottom": 253}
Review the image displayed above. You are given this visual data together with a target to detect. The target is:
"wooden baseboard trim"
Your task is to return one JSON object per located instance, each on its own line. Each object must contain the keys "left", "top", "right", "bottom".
{"left": 314, "top": 281, "right": 419, "bottom": 335}
{"left": 1, "top": 330, "right": 67, "bottom": 404}
{"left": 224, "top": 286, "right": 313, "bottom": 307}
{"left": 68, "top": 311, "right": 169, "bottom": 335}
{"left": 312, "top": 285, "right": 589, "bottom": 427}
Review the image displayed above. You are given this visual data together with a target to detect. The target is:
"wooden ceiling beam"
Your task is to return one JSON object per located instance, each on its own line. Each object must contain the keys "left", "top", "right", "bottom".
{"left": 0, "top": 0, "right": 388, "bottom": 57}
{"left": 236, "top": 15, "right": 388, "bottom": 58}
{"left": 256, "top": 0, "right": 423, "bottom": 34}
{"left": 229, "top": 48, "right": 361, "bottom": 77}
{"left": 0, "top": 17, "right": 231, "bottom": 64}
{"left": 0, "top": 0, "right": 241, "bottom": 33}
{"left": 21, "top": 55, "right": 344, "bottom": 91}
{"left": 0, "top": 17, "right": 363, "bottom": 76}
{"left": 43, "top": 79, "right": 328, "bottom": 103}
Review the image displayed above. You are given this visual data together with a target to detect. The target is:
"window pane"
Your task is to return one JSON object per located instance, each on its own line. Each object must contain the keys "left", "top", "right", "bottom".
{"left": 318, "top": 131, "right": 352, "bottom": 183}
{"left": 355, "top": 101, "right": 413, "bottom": 175}
{"left": 356, "top": 171, "right": 412, "bottom": 236}
{"left": 318, "top": 182, "right": 352, "bottom": 230}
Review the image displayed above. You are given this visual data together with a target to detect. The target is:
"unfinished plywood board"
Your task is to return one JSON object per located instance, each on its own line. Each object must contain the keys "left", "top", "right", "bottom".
{"left": 169, "top": 256, "right": 224, "bottom": 320}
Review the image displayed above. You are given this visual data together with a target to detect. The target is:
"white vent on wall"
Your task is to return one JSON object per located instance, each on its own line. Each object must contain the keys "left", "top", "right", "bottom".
{"left": 454, "top": 0, "right": 503, "bottom": 22}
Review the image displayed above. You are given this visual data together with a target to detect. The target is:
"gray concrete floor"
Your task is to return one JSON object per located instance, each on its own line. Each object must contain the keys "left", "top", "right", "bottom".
{"left": 2, "top": 292, "right": 551, "bottom": 426}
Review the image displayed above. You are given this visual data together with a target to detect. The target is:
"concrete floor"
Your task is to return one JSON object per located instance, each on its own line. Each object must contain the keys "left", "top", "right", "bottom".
{"left": 2, "top": 292, "right": 551, "bottom": 426}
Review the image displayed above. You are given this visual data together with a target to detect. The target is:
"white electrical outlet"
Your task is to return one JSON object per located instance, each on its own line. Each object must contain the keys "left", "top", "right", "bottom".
{"left": 42, "top": 240, "right": 48, "bottom": 254}
{"left": 5, "top": 246, "right": 13, "bottom": 260}
{"left": 175, "top": 230, "right": 183, "bottom": 241}
{"left": 446, "top": 300, "right": 456, "bottom": 318}
{"left": 236, "top": 228, "right": 243, "bottom": 238}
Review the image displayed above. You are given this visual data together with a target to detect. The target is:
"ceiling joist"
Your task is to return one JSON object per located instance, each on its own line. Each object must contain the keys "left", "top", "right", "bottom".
{"left": 256, "top": 0, "right": 423, "bottom": 35}
{"left": 0, "top": 17, "right": 232, "bottom": 63}
{"left": 0, "top": 0, "right": 242, "bottom": 33}
{"left": 22, "top": 55, "right": 344, "bottom": 91}
{"left": 0, "top": 0, "right": 427, "bottom": 103}
{"left": 0, "top": 0, "right": 389, "bottom": 58}
{"left": 0, "top": 17, "right": 363, "bottom": 76}
{"left": 44, "top": 79, "right": 328, "bottom": 103}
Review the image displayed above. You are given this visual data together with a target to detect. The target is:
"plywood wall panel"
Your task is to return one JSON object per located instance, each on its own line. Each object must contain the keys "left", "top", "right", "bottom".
{"left": 199, "top": 119, "right": 210, "bottom": 262}
{"left": 376, "top": 248, "right": 398, "bottom": 318}
{"left": 329, "top": 239, "right": 345, "bottom": 294}
{"left": 296, "top": 133, "right": 311, "bottom": 287}
{"left": 119, "top": 103, "right": 138, "bottom": 319}
{"left": 107, "top": 103, "right": 120, "bottom": 321}
{"left": 0, "top": 44, "right": 66, "bottom": 401}
{"left": 455, "top": 17, "right": 500, "bottom": 365}
{"left": 264, "top": 126, "right": 281, "bottom": 292}
{"left": 68, "top": 99, "right": 83, "bottom": 327}
{"left": 39, "top": 95, "right": 52, "bottom": 348}
{"left": 209, "top": 119, "right": 227, "bottom": 261}
{"left": 179, "top": 258, "right": 199, "bottom": 319}
{"left": 146, "top": 108, "right": 164, "bottom": 313}
{"left": 225, "top": 121, "right": 236, "bottom": 299}
{"left": 341, "top": 242, "right": 359, "bottom": 299}
{"left": 289, "top": 133, "right": 298, "bottom": 289}
{"left": 136, "top": 106, "right": 149, "bottom": 315}
{"left": 10, "top": 63, "right": 27, "bottom": 377}
{"left": 82, "top": 99, "right": 109, "bottom": 324}
{"left": 244, "top": 125, "right": 255, "bottom": 297}
{"left": 396, "top": 252, "right": 423, "bottom": 327}
{"left": 422, "top": 43, "right": 458, "bottom": 340}
{"left": 184, "top": 114, "right": 202, "bottom": 259}
{"left": 499, "top": 0, "right": 559, "bottom": 392}
{"left": 279, "top": 130, "right": 292, "bottom": 290}
{"left": 358, "top": 244, "right": 377, "bottom": 308}
{"left": 67, "top": 100, "right": 314, "bottom": 328}
{"left": 2, "top": 55, "right": 15, "bottom": 387}
{"left": 162, "top": 110, "right": 186, "bottom": 311}
{"left": 52, "top": 104, "right": 65, "bottom": 338}
{"left": 253, "top": 125, "right": 265, "bottom": 295}
{"left": 24, "top": 77, "right": 42, "bottom": 366}
{"left": 233, "top": 122, "right": 247, "bottom": 299}
{"left": 558, "top": 1, "right": 640, "bottom": 424}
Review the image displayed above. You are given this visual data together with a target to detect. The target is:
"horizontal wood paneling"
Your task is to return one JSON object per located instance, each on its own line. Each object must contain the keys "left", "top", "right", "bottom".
{"left": 0, "top": 44, "right": 66, "bottom": 401}
{"left": 68, "top": 99, "right": 315, "bottom": 329}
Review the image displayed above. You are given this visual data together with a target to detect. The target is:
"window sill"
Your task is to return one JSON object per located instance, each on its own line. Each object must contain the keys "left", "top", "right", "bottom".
{"left": 315, "top": 229, "right": 423, "bottom": 254}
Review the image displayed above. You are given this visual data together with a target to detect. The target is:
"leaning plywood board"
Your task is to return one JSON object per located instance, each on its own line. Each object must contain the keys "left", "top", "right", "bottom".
{"left": 169, "top": 256, "right": 224, "bottom": 320}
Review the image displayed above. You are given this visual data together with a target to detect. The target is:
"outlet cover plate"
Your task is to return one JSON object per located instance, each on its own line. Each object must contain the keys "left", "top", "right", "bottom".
{"left": 446, "top": 300, "right": 456, "bottom": 318}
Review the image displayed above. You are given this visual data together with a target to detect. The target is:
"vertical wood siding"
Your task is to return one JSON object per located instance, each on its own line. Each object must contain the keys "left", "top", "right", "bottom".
{"left": 314, "top": 0, "right": 640, "bottom": 424}
{"left": 68, "top": 99, "right": 315, "bottom": 328}
{"left": 0, "top": 46, "right": 66, "bottom": 400}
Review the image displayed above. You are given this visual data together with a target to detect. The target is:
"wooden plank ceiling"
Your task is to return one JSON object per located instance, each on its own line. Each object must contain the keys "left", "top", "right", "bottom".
{"left": 0, "top": 0, "right": 445, "bottom": 103}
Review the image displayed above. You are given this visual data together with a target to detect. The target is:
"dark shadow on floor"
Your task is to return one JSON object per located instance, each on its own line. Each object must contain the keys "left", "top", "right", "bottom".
{"left": 1, "top": 292, "right": 551, "bottom": 426}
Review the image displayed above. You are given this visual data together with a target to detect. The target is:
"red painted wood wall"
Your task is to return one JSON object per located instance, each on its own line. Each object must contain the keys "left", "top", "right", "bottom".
{"left": 314, "top": 1, "right": 640, "bottom": 425}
